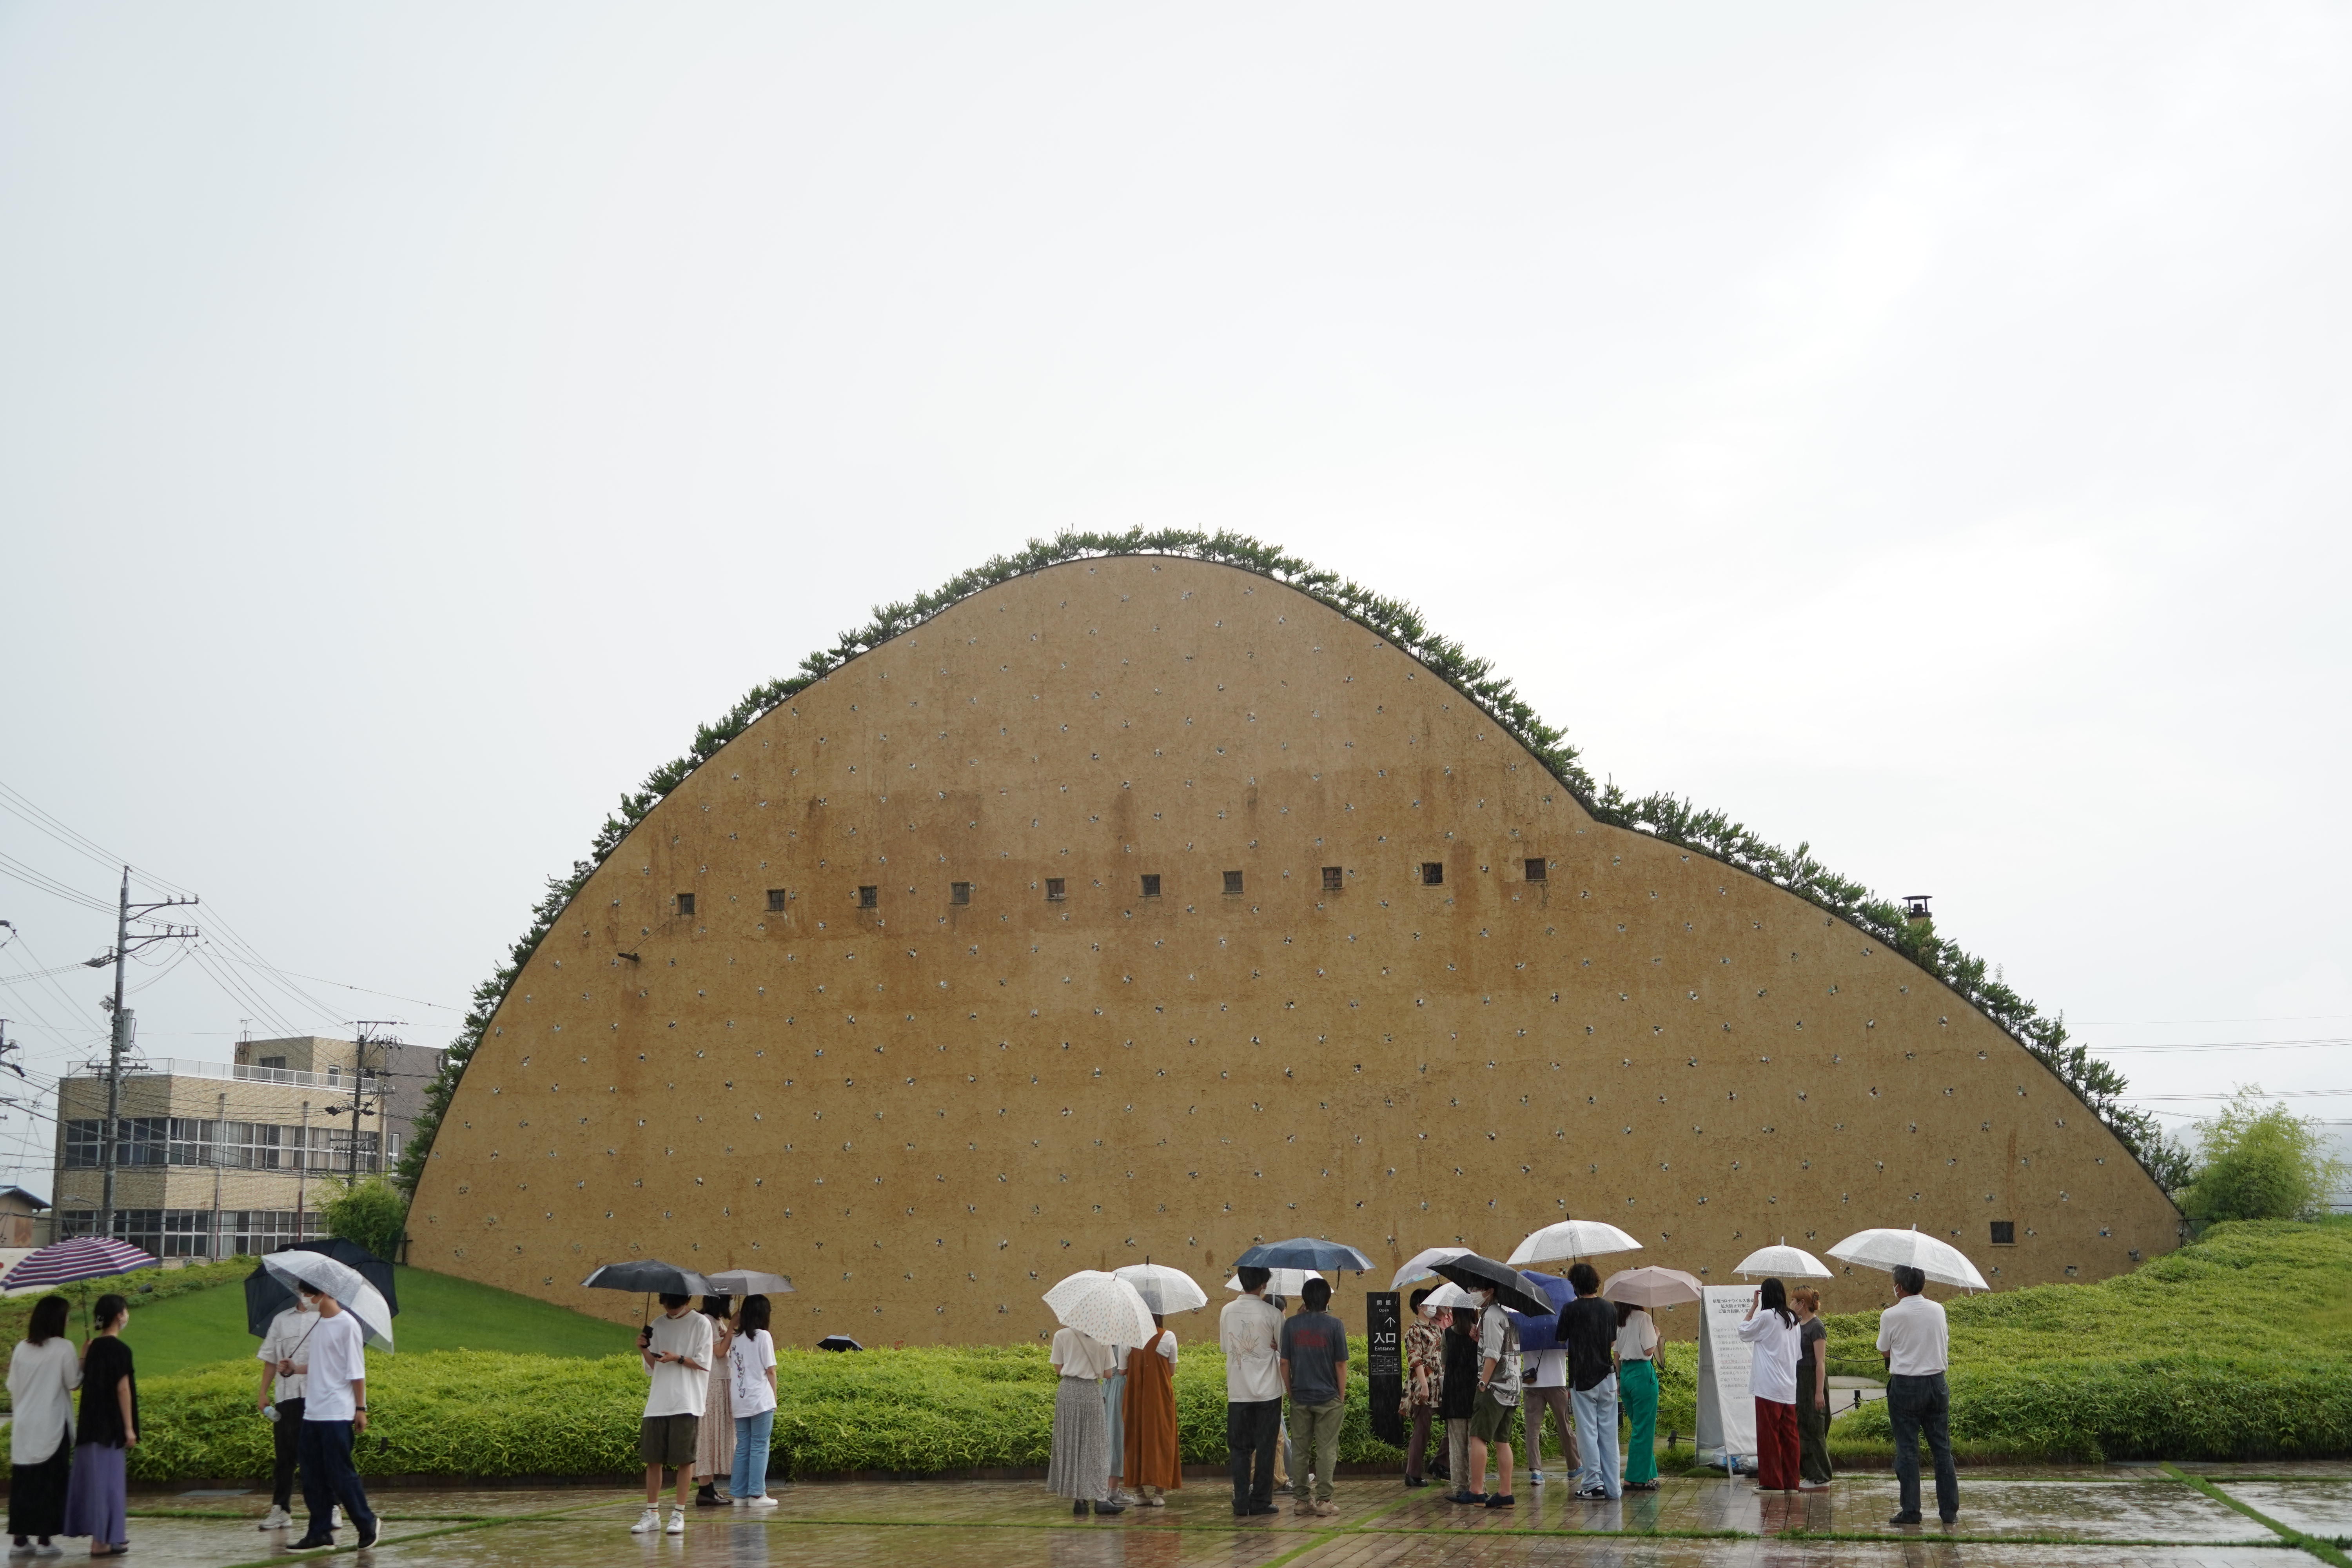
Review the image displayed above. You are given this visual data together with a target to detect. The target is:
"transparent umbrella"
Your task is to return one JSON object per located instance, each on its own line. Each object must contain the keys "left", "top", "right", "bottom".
{"left": 261, "top": 1251, "right": 395, "bottom": 1351}
{"left": 1112, "top": 1263, "right": 1207, "bottom": 1315}
{"left": 1224, "top": 1269, "right": 1321, "bottom": 1298}
{"left": 1733, "top": 1241, "right": 1832, "bottom": 1280}
{"left": 1391, "top": 1247, "right": 1472, "bottom": 1290}
{"left": 1507, "top": 1219, "right": 1644, "bottom": 1267}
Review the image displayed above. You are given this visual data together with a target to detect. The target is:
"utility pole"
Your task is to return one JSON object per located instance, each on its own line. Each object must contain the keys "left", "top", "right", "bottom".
{"left": 82, "top": 867, "right": 198, "bottom": 1239}
{"left": 339, "top": 1021, "right": 402, "bottom": 1177}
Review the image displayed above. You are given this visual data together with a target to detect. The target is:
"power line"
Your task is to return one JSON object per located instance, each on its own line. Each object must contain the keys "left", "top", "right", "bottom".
{"left": 2094, "top": 1037, "right": 2352, "bottom": 1054}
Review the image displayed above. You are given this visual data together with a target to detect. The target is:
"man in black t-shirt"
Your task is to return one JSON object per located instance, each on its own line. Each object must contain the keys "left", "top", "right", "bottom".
{"left": 1555, "top": 1263, "right": 1621, "bottom": 1501}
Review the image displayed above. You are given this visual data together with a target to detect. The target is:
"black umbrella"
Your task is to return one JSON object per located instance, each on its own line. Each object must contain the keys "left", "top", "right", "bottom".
{"left": 1234, "top": 1237, "right": 1375, "bottom": 1273}
{"left": 244, "top": 1239, "right": 399, "bottom": 1337}
{"left": 816, "top": 1335, "right": 864, "bottom": 1352}
{"left": 1430, "top": 1253, "right": 1553, "bottom": 1316}
{"left": 583, "top": 1259, "right": 716, "bottom": 1330}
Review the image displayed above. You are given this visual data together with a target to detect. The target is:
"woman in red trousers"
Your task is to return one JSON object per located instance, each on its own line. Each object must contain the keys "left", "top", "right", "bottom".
{"left": 1737, "top": 1278, "right": 1803, "bottom": 1492}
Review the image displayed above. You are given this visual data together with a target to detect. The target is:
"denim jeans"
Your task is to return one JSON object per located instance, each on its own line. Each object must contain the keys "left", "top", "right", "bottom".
{"left": 1570, "top": 1373, "right": 1621, "bottom": 1498}
{"left": 1886, "top": 1372, "right": 1957, "bottom": 1521}
{"left": 731, "top": 1409, "right": 775, "bottom": 1499}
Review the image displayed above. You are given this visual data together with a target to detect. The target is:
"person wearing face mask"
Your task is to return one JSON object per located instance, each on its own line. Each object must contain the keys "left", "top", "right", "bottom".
{"left": 1400, "top": 1289, "right": 1445, "bottom": 1488}
{"left": 252, "top": 1289, "right": 319, "bottom": 1532}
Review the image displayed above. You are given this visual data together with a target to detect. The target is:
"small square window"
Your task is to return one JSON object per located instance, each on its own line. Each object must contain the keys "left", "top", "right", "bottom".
{"left": 1045, "top": 878, "right": 1067, "bottom": 902}
{"left": 676, "top": 892, "right": 696, "bottom": 917}
{"left": 1524, "top": 858, "right": 1546, "bottom": 882}
{"left": 766, "top": 889, "right": 786, "bottom": 913}
{"left": 1321, "top": 866, "right": 1343, "bottom": 891}
{"left": 258, "top": 1056, "right": 287, "bottom": 1071}
{"left": 1990, "top": 1220, "right": 2016, "bottom": 1246}
{"left": 951, "top": 881, "right": 971, "bottom": 906}
{"left": 1421, "top": 862, "right": 1444, "bottom": 886}
{"left": 857, "top": 886, "right": 878, "bottom": 910}
{"left": 1223, "top": 870, "right": 1244, "bottom": 895}
{"left": 1140, "top": 874, "right": 1161, "bottom": 898}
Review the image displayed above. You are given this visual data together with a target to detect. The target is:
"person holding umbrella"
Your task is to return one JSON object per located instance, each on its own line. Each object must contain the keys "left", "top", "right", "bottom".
{"left": 286, "top": 1281, "right": 379, "bottom": 1552}
{"left": 1877, "top": 1264, "right": 1958, "bottom": 1526}
{"left": 252, "top": 1288, "right": 317, "bottom": 1531}
{"left": 1044, "top": 1271, "right": 1149, "bottom": 1517}
{"left": 9, "top": 1295, "right": 79, "bottom": 1557}
{"left": 1220, "top": 1266, "right": 1284, "bottom": 1517}
{"left": 1439, "top": 1302, "right": 1481, "bottom": 1501}
{"left": 728, "top": 1294, "right": 780, "bottom": 1508}
{"left": 633, "top": 1292, "right": 715, "bottom": 1536}
{"left": 1557, "top": 1263, "right": 1621, "bottom": 1502}
{"left": 1737, "top": 1278, "right": 1802, "bottom": 1495}
{"left": 1401, "top": 1288, "right": 1445, "bottom": 1489}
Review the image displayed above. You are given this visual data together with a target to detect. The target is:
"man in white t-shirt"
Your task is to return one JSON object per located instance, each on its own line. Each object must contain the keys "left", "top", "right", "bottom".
{"left": 633, "top": 1293, "right": 717, "bottom": 1537}
{"left": 254, "top": 1296, "right": 316, "bottom": 1530}
{"left": 1220, "top": 1267, "right": 1284, "bottom": 1516}
{"left": 288, "top": 1283, "right": 377, "bottom": 1551}
{"left": 1875, "top": 1265, "right": 1958, "bottom": 1526}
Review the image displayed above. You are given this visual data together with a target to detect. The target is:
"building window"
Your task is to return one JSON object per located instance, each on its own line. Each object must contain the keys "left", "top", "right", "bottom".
{"left": 258, "top": 1056, "right": 287, "bottom": 1070}
{"left": 676, "top": 892, "right": 696, "bottom": 917}
{"left": 951, "top": 882, "right": 971, "bottom": 906}
{"left": 858, "top": 886, "right": 878, "bottom": 909}
{"left": 119, "top": 1118, "right": 168, "bottom": 1167}
{"left": 766, "top": 889, "right": 787, "bottom": 913}
{"left": 1421, "top": 862, "right": 1445, "bottom": 886}
{"left": 1525, "top": 858, "right": 1546, "bottom": 882}
{"left": 1223, "top": 870, "right": 1244, "bottom": 895}
{"left": 1045, "top": 878, "right": 1067, "bottom": 902}
{"left": 1321, "top": 866, "right": 1343, "bottom": 891}
{"left": 167, "top": 1119, "right": 214, "bottom": 1167}
{"left": 1140, "top": 874, "right": 1161, "bottom": 898}
{"left": 64, "top": 1120, "right": 102, "bottom": 1170}
{"left": 1990, "top": 1220, "right": 2016, "bottom": 1245}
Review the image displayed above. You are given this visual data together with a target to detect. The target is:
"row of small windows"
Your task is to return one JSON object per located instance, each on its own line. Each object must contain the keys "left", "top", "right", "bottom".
{"left": 673, "top": 859, "right": 1550, "bottom": 917}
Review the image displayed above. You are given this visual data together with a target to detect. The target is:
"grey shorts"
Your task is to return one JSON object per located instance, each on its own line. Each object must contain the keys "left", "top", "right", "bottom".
{"left": 641, "top": 1413, "right": 701, "bottom": 1468}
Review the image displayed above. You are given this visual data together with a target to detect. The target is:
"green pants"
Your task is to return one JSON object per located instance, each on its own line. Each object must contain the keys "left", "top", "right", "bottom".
{"left": 1619, "top": 1359, "right": 1659, "bottom": 1485}
{"left": 1289, "top": 1398, "right": 1344, "bottom": 1503}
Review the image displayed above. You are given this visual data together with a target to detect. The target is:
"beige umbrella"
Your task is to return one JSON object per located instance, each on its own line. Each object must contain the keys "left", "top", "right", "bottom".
{"left": 1599, "top": 1266, "right": 1703, "bottom": 1309}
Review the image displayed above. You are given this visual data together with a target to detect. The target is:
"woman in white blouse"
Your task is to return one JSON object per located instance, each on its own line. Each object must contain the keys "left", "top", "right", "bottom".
{"left": 8, "top": 1296, "right": 81, "bottom": 1554}
{"left": 1046, "top": 1326, "right": 1124, "bottom": 1516}
{"left": 1737, "top": 1279, "right": 1803, "bottom": 1494}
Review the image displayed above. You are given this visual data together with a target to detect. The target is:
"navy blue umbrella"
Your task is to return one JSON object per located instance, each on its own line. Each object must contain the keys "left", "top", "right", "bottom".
{"left": 1506, "top": 1270, "right": 1574, "bottom": 1352}
{"left": 1234, "top": 1237, "right": 1374, "bottom": 1273}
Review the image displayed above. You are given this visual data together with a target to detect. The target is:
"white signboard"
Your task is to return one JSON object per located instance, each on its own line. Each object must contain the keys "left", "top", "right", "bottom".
{"left": 1694, "top": 1285, "right": 1757, "bottom": 1465}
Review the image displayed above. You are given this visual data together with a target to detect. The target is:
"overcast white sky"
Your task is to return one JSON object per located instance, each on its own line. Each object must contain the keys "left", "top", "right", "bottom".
{"left": 2, "top": 4, "right": 2347, "bottom": 1198}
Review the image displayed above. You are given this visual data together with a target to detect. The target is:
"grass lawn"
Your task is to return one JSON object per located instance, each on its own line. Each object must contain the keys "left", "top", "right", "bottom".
{"left": 120, "top": 1265, "right": 626, "bottom": 1378}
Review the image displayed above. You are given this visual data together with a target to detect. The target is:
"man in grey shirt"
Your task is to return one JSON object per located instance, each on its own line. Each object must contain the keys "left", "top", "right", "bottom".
{"left": 1279, "top": 1279, "right": 1349, "bottom": 1515}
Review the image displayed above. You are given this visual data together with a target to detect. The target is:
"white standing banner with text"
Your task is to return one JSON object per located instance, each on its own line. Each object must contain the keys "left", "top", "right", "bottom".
{"left": 1694, "top": 1285, "right": 1757, "bottom": 1465}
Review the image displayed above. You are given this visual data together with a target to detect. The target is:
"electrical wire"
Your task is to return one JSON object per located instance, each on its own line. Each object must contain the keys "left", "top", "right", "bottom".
{"left": 2094, "top": 1037, "right": 2352, "bottom": 1054}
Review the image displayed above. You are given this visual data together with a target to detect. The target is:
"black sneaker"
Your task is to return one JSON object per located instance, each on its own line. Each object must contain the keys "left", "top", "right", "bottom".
{"left": 1092, "top": 1499, "right": 1127, "bottom": 1515}
{"left": 1484, "top": 1494, "right": 1515, "bottom": 1508}
{"left": 357, "top": 1521, "right": 381, "bottom": 1548}
{"left": 1888, "top": 1512, "right": 1924, "bottom": 1527}
{"left": 1575, "top": 1486, "right": 1608, "bottom": 1501}
{"left": 287, "top": 1538, "right": 335, "bottom": 1553}
{"left": 1075, "top": 1501, "right": 1091, "bottom": 1517}
{"left": 1446, "top": 1490, "right": 1483, "bottom": 1505}
{"left": 1246, "top": 1503, "right": 1281, "bottom": 1516}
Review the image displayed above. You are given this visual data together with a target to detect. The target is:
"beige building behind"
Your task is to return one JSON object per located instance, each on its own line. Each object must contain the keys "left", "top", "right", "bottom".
{"left": 51, "top": 1034, "right": 444, "bottom": 1259}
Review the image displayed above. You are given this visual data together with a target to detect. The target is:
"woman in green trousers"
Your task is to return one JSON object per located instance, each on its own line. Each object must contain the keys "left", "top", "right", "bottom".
{"left": 1614, "top": 1303, "right": 1660, "bottom": 1490}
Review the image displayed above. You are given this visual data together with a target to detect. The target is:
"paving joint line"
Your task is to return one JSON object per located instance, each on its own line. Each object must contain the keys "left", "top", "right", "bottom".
{"left": 199, "top": 1496, "right": 633, "bottom": 1568}
{"left": 2165, "top": 1463, "right": 2352, "bottom": 1568}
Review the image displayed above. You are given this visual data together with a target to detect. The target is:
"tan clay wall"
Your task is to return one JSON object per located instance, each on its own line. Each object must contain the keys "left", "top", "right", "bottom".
{"left": 411, "top": 555, "right": 2180, "bottom": 1341}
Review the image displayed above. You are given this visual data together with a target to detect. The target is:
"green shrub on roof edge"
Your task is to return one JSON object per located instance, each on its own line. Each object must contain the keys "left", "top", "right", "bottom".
{"left": 392, "top": 529, "right": 2182, "bottom": 1202}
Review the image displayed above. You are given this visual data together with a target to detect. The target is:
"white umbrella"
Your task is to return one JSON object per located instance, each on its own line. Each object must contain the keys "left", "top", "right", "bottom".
{"left": 1733, "top": 1240, "right": 1833, "bottom": 1280}
{"left": 1391, "top": 1246, "right": 1472, "bottom": 1291}
{"left": 1112, "top": 1263, "right": 1208, "bottom": 1316}
{"left": 1420, "top": 1281, "right": 1476, "bottom": 1310}
{"left": 1507, "top": 1219, "right": 1644, "bottom": 1267}
{"left": 1225, "top": 1269, "right": 1321, "bottom": 1297}
{"left": 1826, "top": 1227, "right": 1990, "bottom": 1292}
{"left": 1600, "top": 1266, "right": 1704, "bottom": 1309}
{"left": 1044, "top": 1270, "right": 1157, "bottom": 1348}
{"left": 262, "top": 1251, "right": 395, "bottom": 1351}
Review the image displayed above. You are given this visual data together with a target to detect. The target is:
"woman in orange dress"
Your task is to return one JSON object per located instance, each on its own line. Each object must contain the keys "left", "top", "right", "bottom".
{"left": 1122, "top": 1315, "right": 1183, "bottom": 1504}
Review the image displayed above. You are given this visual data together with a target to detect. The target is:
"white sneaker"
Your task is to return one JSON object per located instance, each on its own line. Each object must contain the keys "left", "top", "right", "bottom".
{"left": 631, "top": 1506, "right": 662, "bottom": 1534}
{"left": 257, "top": 1506, "right": 294, "bottom": 1531}
{"left": 330, "top": 1507, "right": 343, "bottom": 1530}
{"left": 741, "top": 1495, "right": 779, "bottom": 1510}
{"left": 665, "top": 1506, "right": 686, "bottom": 1535}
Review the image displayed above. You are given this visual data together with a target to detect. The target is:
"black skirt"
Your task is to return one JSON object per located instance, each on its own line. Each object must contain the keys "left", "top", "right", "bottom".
{"left": 9, "top": 1431, "right": 73, "bottom": 1539}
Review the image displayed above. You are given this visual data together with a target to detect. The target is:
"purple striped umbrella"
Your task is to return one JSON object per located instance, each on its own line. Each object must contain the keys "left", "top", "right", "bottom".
{"left": 3, "top": 1236, "right": 158, "bottom": 1290}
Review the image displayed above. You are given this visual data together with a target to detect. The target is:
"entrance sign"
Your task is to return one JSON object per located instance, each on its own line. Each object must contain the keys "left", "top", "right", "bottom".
{"left": 1366, "top": 1290, "right": 1403, "bottom": 1447}
{"left": 1694, "top": 1285, "right": 1757, "bottom": 1466}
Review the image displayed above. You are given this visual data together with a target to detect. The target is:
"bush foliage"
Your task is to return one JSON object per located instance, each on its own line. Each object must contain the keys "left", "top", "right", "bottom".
{"left": 120, "top": 1221, "right": 2352, "bottom": 1479}
{"left": 321, "top": 1177, "right": 411, "bottom": 1262}
{"left": 2180, "top": 1088, "right": 2347, "bottom": 1222}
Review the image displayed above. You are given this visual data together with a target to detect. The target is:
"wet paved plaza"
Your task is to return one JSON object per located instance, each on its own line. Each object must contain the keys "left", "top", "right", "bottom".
{"left": 120, "top": 1466, "right": 2352, "bottom": 1568}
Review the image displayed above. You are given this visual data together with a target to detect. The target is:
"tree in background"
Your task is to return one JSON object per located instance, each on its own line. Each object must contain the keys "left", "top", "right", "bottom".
{"left": 2181, "top": 1087, "right": 2347, "bottom": 1222}
{"left": 323, "top": 1176, "right": 411, "bottom": 1262}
